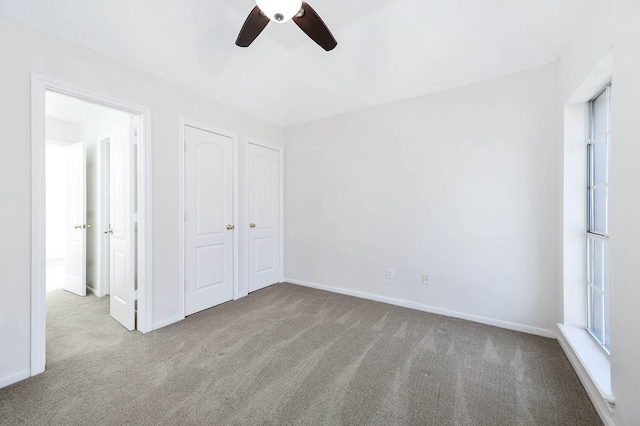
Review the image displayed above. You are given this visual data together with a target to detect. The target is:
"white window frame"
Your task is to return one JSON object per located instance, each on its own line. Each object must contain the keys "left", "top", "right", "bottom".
{"left": 586, "top": 81, "right": 611, "bottom": 353}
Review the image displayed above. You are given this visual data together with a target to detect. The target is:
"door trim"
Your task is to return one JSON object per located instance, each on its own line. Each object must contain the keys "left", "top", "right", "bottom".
{"left": 30, "top": 74, "right": 153, "bottom": 377}
{"left": 96, "top": 135, "right": 111, "bottom": 298}
{"left": 244, "top": 139, "right": 284, "bottom": 293}
{"left": 178, "top": 118, "right": 239, "bottom": 320}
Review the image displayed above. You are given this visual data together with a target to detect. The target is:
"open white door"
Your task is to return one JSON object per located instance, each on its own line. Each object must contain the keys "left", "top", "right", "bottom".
{"left": 184, "top": 125, "right": 234, "bottom": 316}
{"left": 108, "top": 117, "right": 136, "bottom": 330}
{"left": 247, "top": 142, "right": 281, "bottom": 293}
{"left": 63, "top": 142, "right": 87, "bottom": 296}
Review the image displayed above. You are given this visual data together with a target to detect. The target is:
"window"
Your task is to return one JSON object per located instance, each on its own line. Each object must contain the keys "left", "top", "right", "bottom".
{"left": 586, "top": 82, "right": 611, "bottom": 352}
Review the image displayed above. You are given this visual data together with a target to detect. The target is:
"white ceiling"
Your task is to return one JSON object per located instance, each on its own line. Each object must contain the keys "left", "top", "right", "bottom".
{"left": 0, "top": 0, "right": 583, "bottom": 126}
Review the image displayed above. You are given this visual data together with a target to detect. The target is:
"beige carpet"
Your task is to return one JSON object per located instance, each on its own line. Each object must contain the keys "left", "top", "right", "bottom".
{"left": 0, "top": 283, "right": 601, "bottom": 425}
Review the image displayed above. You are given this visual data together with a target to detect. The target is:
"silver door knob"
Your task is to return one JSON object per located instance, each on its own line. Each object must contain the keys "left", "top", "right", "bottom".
{"left": 85, "top": 224, "right": 91, "bottom": 229}
{"left": 250, "top": 223, "right": 256, "bottom": 228}
{"left": 226, "top": 224, "right": 234, "bottom": 230}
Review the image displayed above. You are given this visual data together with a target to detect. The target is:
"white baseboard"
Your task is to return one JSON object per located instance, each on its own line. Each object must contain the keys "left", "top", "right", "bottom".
{"left": 0, "top": 368, "right": 30, "bottom": 389}
{"left": 154, "top": 292, "right": 250, "bottom": 331}
{"left": 556, "top": 325, "right": 615, "bottom": 426}
{"left": 152, "top": 315, "right": 184, "bottom": 331}
{"left": 285, "top": 278, "right": 556, "bottom": 339}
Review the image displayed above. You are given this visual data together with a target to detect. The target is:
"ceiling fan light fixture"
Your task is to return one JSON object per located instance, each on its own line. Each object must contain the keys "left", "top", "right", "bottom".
{"left": 236, "top": 1, "right": 337, "bottom": 51}
{"left": 255, "top": 0, "right": 302, "bottom": 23}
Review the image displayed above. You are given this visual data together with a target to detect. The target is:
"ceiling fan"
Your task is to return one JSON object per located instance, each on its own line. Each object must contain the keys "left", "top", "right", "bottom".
{"left": 235, "top": 0, "right": 337, "bottom": 51}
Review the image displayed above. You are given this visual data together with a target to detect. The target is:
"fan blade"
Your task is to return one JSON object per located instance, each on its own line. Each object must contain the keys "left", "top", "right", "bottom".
{"left": 236, "top": 6, "right": 270, "bottom": 47}
{"left": 292, "top": 2, "right": 337, "bottom": 51}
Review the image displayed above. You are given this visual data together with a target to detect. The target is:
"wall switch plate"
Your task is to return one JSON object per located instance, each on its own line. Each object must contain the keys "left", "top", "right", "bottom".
{"left": 386, "top": 268, "right": 394, "bottom": 279}
{"left": 422, "top": 274, "right": 430, "bottom": 285}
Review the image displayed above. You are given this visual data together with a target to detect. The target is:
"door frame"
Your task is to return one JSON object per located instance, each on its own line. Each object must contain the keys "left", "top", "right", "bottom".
{"left": 244, "top": 139, "right": 284, "bottom": 291}
{"left": 95, "top": 135, "right": 111, "bottom": 298}
{"left": 30, "top": 74, "right": 153, "bottom": 377}
{"left": 178, "top": 118, "right": 239, "bottom": 320}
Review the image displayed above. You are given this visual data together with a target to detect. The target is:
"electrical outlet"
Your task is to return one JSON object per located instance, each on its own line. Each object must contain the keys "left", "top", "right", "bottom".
{"left": 422, "top": 274, "right": 430, "bottom": 285}
{"left": 386, "top": 268, "right": 394, "bottom": 279}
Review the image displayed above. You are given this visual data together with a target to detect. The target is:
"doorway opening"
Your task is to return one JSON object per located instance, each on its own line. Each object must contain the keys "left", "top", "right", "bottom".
{"left": 45, "top": 91, "right": 131, "bottom": 300}
{"left": 31, "top": 75, "right": 152, "bottom": 377}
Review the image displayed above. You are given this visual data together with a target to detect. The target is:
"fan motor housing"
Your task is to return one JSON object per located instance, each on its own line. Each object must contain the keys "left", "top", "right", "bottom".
{"left": 255, "top": 0, "right": 302, "bottom": 23}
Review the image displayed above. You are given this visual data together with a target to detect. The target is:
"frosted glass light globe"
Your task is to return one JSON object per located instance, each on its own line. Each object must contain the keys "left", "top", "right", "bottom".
{"left": 255, "top": 0, "right": 302, "bottom": 23}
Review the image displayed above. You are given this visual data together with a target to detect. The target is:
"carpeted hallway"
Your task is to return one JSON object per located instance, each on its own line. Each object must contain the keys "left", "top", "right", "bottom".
{"left": 0, "top": 283, "right": 601, "bottom": 425}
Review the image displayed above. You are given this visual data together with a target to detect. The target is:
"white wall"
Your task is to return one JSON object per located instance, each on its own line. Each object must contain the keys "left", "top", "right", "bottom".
{"left": 0, "top": 15, "right": 283, "bottom": 387}
{"left": 44, "top": 143, "right": 68, "bottom": 293}
{"left": 609, "top": 0, "right": 640, "bottom": 423}
{"left": 45, "top": 144, "right": 68, "bottom": 262}
{"left": 284, "top": 64, "right": 559, "bottom": 335}
{"left": 558, "top": 0, "right": 640, "bottom": 424}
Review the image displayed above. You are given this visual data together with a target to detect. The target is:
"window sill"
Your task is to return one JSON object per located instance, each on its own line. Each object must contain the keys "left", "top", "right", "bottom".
{"left": 557, "top": 324, "right": 614, "bottom": 404}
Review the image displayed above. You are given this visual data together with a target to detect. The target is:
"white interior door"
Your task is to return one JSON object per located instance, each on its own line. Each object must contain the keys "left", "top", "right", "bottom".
{"left": 185, "top": 125, "right": 234, "bottom": 316}
{"left": 63, "top": 142, "right": 87, "bottom": 296}
{"left": 109, "top": 117, "right": 136, "bottom": 330}
{"left": 248, "top": 143, "right": 281, "bottom": 293}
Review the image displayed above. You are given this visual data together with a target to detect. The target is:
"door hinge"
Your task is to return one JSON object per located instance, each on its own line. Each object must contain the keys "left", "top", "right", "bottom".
{"left": 134, "top": 290, "right": 138, "bottom": 300}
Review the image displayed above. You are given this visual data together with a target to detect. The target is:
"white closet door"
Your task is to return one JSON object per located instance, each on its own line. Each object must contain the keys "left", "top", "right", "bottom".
{"left": 109, "top": 117, "right": 136, "bottom": 330}
{"left": 185, "top": 125, "right": 234, "bottom": 316}
{"left": 63, "top": 142, "right": 87, "bottom": 296}
{"left": 247, "top": 143, "right": 281, "bottom": 293}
